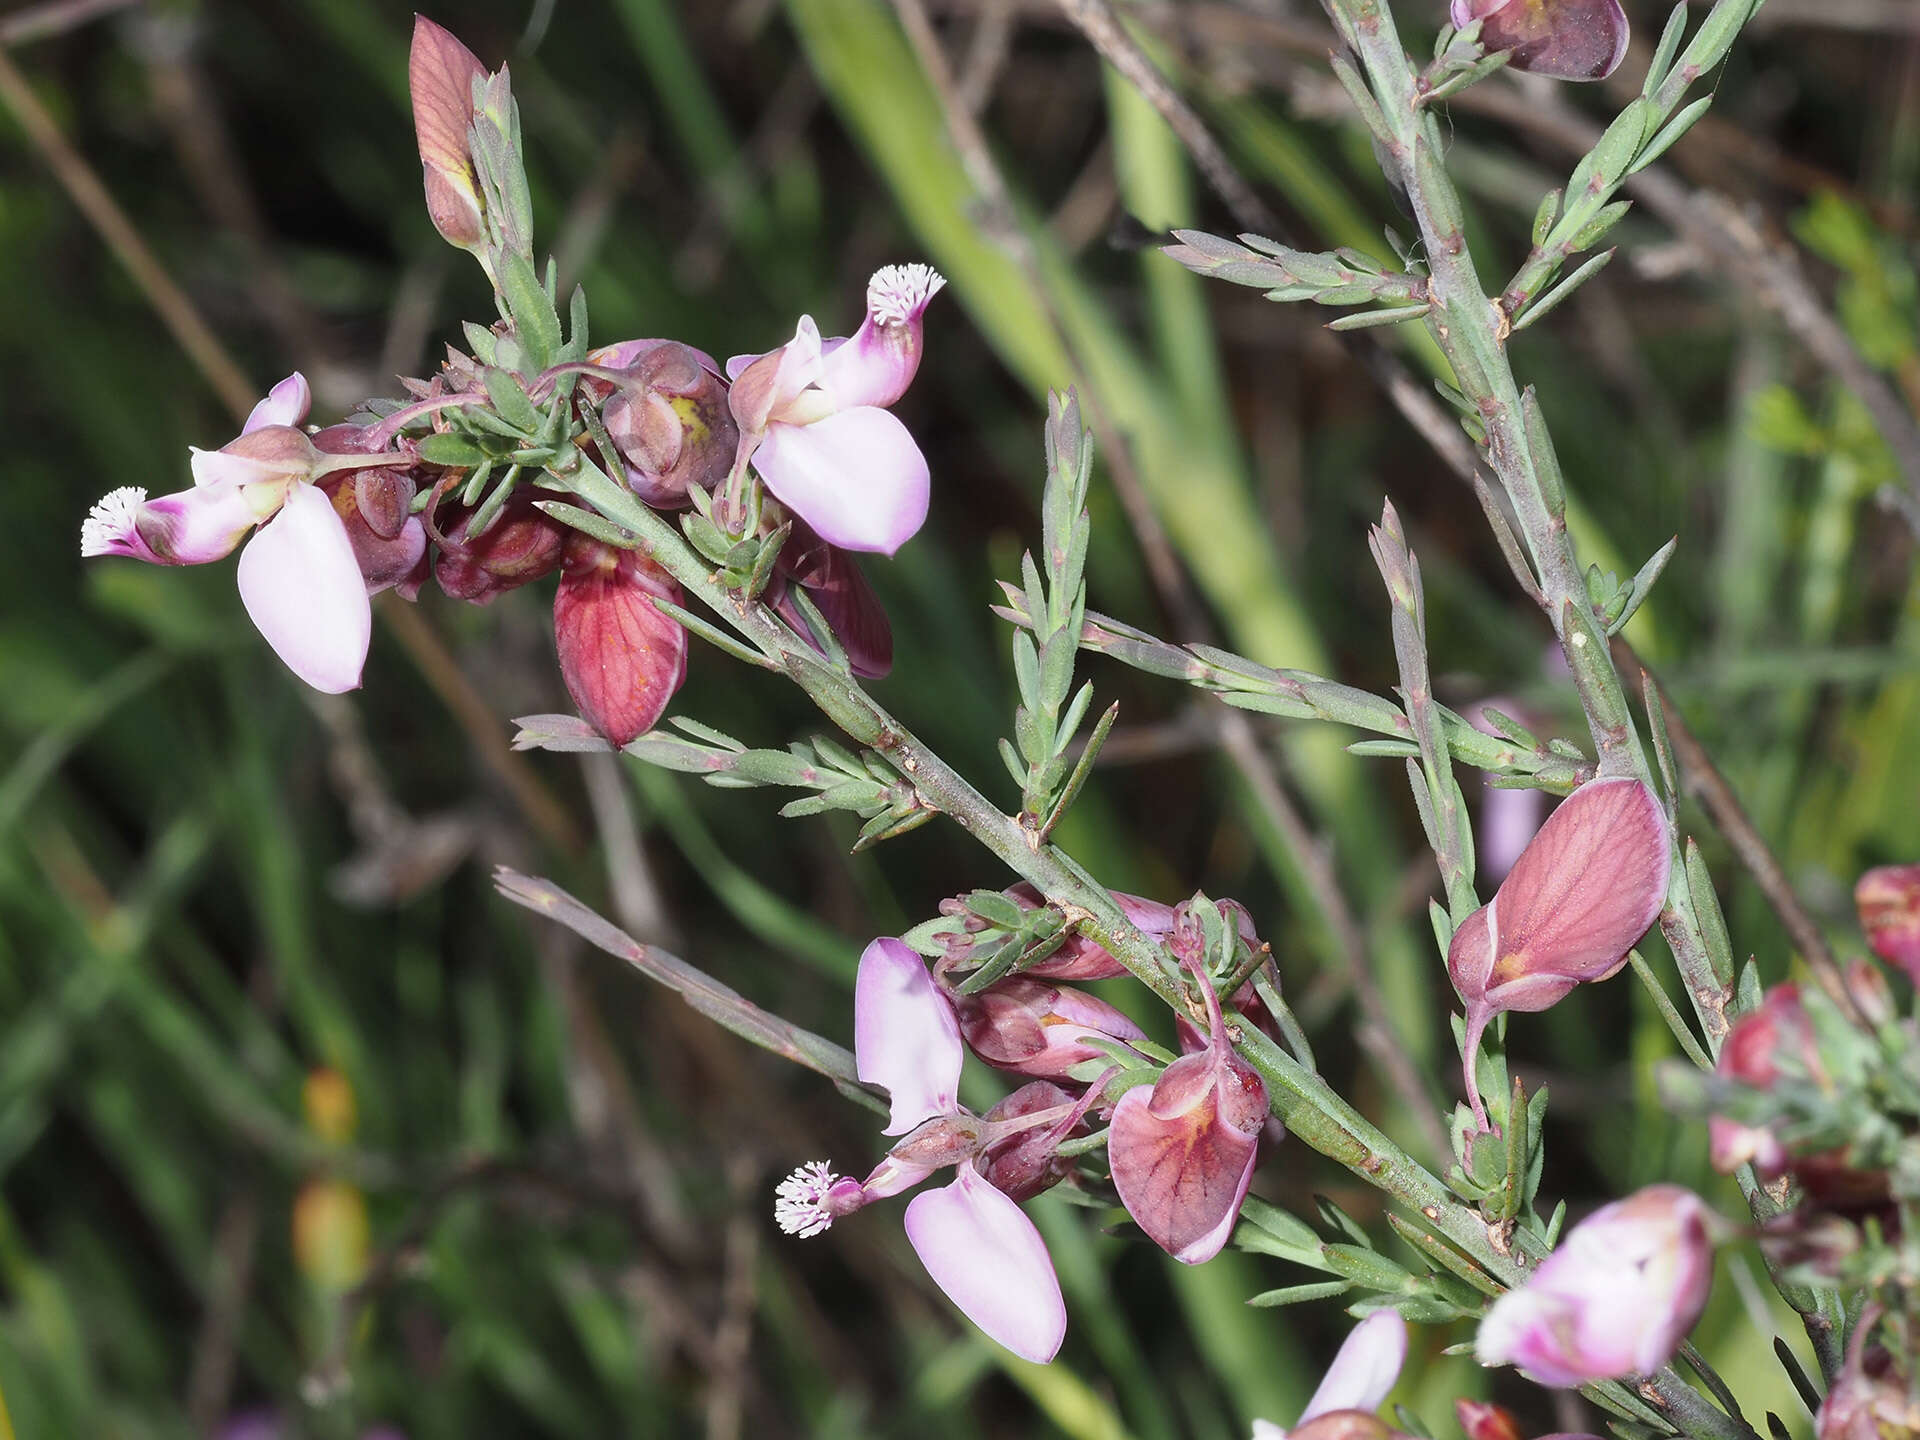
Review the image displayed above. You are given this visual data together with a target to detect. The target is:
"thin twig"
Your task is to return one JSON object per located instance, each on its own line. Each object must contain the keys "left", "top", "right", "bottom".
{"left": 0, "top": 39, "right": 256, "bottom": 417}
{"left": 1618, "top": 638, "right": 1864, "bottom": 1028}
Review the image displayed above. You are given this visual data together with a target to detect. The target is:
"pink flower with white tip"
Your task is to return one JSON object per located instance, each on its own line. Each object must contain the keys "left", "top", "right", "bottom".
{"left": 1250, "top": 1309, "right": 1408, "bottom": 1440}
{"left": 1476, "top": 1184, "right": 1717, "bottom": 1387}
{"left": 773, "top": 936, "right": 1073, "bottom": 1364}
{"left": 728, "top": 264, "right": 944, "bottom": 556}
{"left": 80, "top": 373, "right": 402, "bottom": 694}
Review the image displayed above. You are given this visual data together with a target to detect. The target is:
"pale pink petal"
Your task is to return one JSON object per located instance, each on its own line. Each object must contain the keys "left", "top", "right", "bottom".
{"left": 1300, "top": 1310, "right": 1408, "bottom": 1423}
{"left": 817, "top": 264, "right": 944, "bottom": 410}
{"left": 235, "top": 485, "right": 372, "bottom": 693}
{"left": 1491, "top": 777, "right": 1669, "bottom": 988}
{"left": 903, "top": 1164, "right": 1066, "bottom": 1363}
{"left": 82, "top": 483, "right": 256, "bottom": 565}
{"left": 192, "top": 447, "right": 285, "bottom": 490}
{"left": 727, "top": 317, "right": 826, "bottom": 431}
{"left": 754, "top": 408, "right": 929, "bottom": 556}
{"left": 1451, "top": 0, "right": 1503, "bottom": 24}
{"left": 855, "top": 937, "right": 963, "bottom": 1135}
{"left": 243, "top": 372, "right": 312, "bottom": 434}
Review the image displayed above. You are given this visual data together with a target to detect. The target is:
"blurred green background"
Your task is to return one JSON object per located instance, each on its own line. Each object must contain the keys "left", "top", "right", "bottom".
{"left": 3, "top": 0, "right": 1919, "bottom": 1435}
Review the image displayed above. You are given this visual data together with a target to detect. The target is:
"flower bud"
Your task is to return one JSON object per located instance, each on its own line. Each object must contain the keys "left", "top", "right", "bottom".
{"left": 409, "top": 17, "right": 488, "bottom": 250}
{"left": 1012, "top": 884, "right": 1180, "bottom": 980}
{"left": 1817, "top": 1310, "right": 1920, "bottom": 1440}
{"left": 1449, "top": 777, "right": 1669, "bottom": 1121}
{"left": 1708, "top": 981, "right": 1819, "bottom": 1178}
{"left": 313, "top": 425, "right": 426, "bottom": 597}
{"left": 1855, "top": 863, "right": 1920, "bottom": 983}
{"left": 1450, "top": 0, "right": 1629, "bottom": 82}
{"left": 771, "top": 519, "right": 893, "bottom": 679}
{"left": 952, "top": 977, "right": 1145, "bottom": 1079}
{"left": 978, "top": 1081, "right": 1082, "bottom": 1202}
{"left": 1454, "top": 1402, "right": 1524, "bottom": 1440}
{"left": 433, "top": 495, "right": 566, "bottom": 602}
{"left": 552, "top": 537, "right": 690, "bottom": 746}
{"left": 589, "top": 339, "right": 739, "bottom": 508}
{"left": 1476, "top": 1184, "right": 1715, "bottom": 1386}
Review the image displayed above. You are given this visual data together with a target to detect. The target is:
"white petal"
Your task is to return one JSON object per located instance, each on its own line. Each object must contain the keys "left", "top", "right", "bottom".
{"left": 753, "top": 408, "right": 929, "bottom": 556}
{"left": 903, "top": 1166, "right": 1066, "bottom": 1364}
{"left": 1299, "top": 1310, "right": 1408, "bottom": 1423}
{"left": 235, "top": 485, "right": 371, "bottom": 693}
{"left": 854, "top": 938, "right": 962, "bottom": 1135}
{"left": 243, "top": 372, "right": 312, "bottom": 434}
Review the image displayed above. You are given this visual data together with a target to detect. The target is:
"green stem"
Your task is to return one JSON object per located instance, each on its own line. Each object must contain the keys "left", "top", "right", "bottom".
{"left": 1321, "top": 0, "right": 1734, "bottom": 1053}
{"left": 544, "top": 448, "right": 1192, "bottom": 1011}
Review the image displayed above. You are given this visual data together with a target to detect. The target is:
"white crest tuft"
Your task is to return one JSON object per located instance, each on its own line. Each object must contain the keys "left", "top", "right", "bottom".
{"left": 866, "top": 264, "right": 946, "bottom": 327}
{"left": 80, "top": 487, "right": 149, "bottom": 557}
{"left": 774, "top": 1161, "right": 844, "bottom": 1238}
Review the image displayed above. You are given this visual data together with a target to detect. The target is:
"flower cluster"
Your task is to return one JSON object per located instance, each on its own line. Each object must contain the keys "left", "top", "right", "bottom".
{"left": 775, "top": 890, "right": 1281, "bottom": 1359}
{"left": 79, "top": 18, "right": 943, "bottom": 749}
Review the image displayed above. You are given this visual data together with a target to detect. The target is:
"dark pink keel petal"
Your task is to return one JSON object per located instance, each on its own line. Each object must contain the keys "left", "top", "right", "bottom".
{"left": 903, "top": 1163, "right": 1066, "bottom": 1363}
{"left": 1487, "top": 777, "right": 1670, "bottom": 992}
{"left": 552, "top": 544, "right": 688, "bottom": 746}
{"left": 1109, "top": 1050, "right": 1266, "bottom": 1264}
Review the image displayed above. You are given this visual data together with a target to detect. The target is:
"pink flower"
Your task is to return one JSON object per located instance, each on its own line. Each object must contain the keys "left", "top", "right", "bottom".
{"left": 1107, "top": 947, "right": 1268, "bottom": 1265}
{"left": 727, "top": 265, "right": 944, "bottom": 556}
{"left": 1250, "top": 1310, "right": 1408, "bottom": 1440}
{"left": 1475, "top": 1184, "right": 1716, "bottom": 1386}
{"left": 1449, "top": 0, "right": 1629, "bottom": 82}
{"left": 1856, "top": 863, "right": 1920, "bottom": 983}
{"left": 1447, "top": 777, "right": 1669, "bottom": 1125}
{"left": 80, "top": 374, "right": 381, "bottom": 694}
{"left": 774, "top": 937, "right": 1068, "bottom": 1363}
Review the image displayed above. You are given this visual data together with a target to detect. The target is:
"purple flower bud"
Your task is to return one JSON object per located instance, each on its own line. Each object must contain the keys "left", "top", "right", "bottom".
{"left": 312, "top": 424, "right": 425, "bottom": 597}
{"left": 1856, "top": 863, "right": 1920, "bottom": 983}
{"left": 1008, "top": 884, "right": 1180, "bottom": 981}
{"left": 979, "top": 1081, "right": 1082, "bottom": 1202}
{"left": 587, "top": 339, "right": 738, "bottom": 508}
{"left": 1448, "top": 777, "right": 1669, "bottom": 1122}
{"left": 952, "top": 977, "right": 1145, "bottom": 1079}
{"left": 433, "top": 495, "right": 566, "bottom": 602}
{"left": 1476, "top": 1184, "right": 1715, "bottom": 1386}
{"left": 551, "top": 537, "right": 688, "bottom": 747}
{"left": 1450, "top": 0, "right": 1629, "bottom": 81}
{"left": 409, "top": 17, "right": 489, "bottom": 250}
